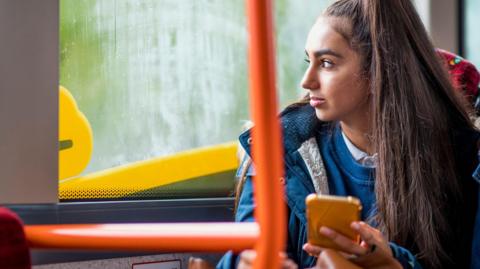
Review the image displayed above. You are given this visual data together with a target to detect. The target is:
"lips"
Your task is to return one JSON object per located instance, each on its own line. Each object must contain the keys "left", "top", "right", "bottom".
{"left": 309, "top": 96, "right": 325, "bottom": 107}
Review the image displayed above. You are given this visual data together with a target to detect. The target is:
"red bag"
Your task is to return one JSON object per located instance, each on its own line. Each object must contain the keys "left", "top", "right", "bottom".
{"left": 436, "top": 49, "right": 480, "bottom": 105}
{"left": 0, "top": 207, "right": 30, "bottom": 269}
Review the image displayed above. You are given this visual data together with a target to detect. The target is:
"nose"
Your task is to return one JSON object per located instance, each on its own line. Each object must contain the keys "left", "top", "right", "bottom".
{"left": 301, "top": 65, "right": 320, "bottom": 90}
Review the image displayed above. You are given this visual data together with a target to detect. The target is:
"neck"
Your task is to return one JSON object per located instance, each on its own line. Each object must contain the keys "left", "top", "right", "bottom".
{"left": 340, "top": 120, "right": 373, "bottom": 155}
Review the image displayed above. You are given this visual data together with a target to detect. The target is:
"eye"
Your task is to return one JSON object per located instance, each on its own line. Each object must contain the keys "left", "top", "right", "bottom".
{"left": 320, "top": 59, "right": 334, "bottom": 68}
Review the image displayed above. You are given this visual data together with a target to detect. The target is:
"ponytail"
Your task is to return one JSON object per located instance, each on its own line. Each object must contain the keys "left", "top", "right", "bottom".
{"left": 325, "top": 0, "right": 473, "bottom": 267}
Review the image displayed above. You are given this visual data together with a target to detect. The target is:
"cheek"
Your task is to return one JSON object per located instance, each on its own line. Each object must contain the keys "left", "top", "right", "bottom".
{"left": 322, "top": 74, "right": 358, "bottom": 100}
{"left": 322, "top": 75, "right": 369, "bottom": 113}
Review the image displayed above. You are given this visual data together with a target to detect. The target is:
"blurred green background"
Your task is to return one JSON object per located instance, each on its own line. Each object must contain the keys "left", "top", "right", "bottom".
{"left": 60, "top": 0, "right": 331, "bottom": 175}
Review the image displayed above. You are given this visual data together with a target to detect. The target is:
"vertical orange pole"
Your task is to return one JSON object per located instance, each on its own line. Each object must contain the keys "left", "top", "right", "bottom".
{"left": 246, "top": 0, "right": 286, "bottom": 269}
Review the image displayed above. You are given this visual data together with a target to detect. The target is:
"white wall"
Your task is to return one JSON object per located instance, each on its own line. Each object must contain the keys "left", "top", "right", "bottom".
{"left": 414, "top": 0, "right": 459, "bottom": 53}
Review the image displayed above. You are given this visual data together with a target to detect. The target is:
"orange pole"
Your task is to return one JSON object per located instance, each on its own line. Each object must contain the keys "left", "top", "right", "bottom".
{"left": 25, "top": 223, "right": 258, "bottom": 252}
{"left": 246, "top": 0, "right": 286, "bottom": 268}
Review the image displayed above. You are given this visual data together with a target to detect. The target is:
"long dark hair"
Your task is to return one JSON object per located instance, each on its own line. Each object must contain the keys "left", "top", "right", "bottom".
{"left": 321, "top": 0, "right": 474, "bottom": 267}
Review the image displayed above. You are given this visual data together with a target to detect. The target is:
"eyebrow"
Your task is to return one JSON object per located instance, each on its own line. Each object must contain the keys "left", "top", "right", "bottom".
{"left": 305, "top": 49, "right": 343, "bottom": 59}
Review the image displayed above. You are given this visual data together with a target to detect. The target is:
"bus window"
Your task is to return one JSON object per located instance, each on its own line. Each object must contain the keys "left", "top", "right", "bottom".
{"left": 59, "top": 0, "right": 332, "bottom": 201}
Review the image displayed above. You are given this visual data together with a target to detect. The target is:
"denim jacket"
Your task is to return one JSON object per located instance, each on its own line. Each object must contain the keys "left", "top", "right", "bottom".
{"left": 217, "top": 105, "right": 480, "bottom": 269}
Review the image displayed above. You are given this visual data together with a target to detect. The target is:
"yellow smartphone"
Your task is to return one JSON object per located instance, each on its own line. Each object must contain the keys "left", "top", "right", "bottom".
{"left": 306, "top": 194, "right": 362, "bottom": 250}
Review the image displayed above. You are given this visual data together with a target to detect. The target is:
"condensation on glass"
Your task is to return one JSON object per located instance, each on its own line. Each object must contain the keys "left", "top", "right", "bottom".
{"left": 60, "top": 0, "right": 331, "bottom": 200}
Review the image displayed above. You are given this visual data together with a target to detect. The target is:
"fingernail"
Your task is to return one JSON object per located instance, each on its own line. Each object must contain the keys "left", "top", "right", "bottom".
{"left": 351, "top": 222, "right": 360, "bottom": 230}
{"left": 302, "top": 244, "right": 308, "bottom": 250}
{"left": 320, "top": 226, "right": 334, "bottom": 237}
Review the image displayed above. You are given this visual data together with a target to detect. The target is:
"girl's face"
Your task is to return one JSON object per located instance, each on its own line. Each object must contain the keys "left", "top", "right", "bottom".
{"left": 302, "top": 18, "right": 370, "bottom": 126}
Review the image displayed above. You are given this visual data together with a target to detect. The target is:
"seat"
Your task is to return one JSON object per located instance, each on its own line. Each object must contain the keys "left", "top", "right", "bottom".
{"left": 0, "top": 207, "right": 30, "bottom": 269}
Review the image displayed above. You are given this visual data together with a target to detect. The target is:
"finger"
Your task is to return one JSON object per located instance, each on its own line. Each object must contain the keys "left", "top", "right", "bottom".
{"left": 351, "top": 222, "right": 393, "bottom": 257}
{"left": 317, "top": 249, "right": 362, "bottom": 269}
{"left": 237, "top": 261, "right": 251, "bottom": 269}
{"left": 360, "top": 241, "right": 369, "bottom": 248}
{"left": 359, "top": 222, "right": 384, "bottom": 239}
{"left": 240, "top": 250, "right": 295, "bottom": 269}
{"left": 282, "top": 259, "right": 298, "bottom": 269}
{"left": 303, "top": 243, "right": 324, "bottom": 257}
{"left": 239, "top": 250, "right": 256, "bottom": 265}
{"left": 279, "top": 252, "right": 298, "bottom": 269}
{"left": 350, "top": 246, "right": 401, "bottom": 268}
{"left": 350, "top": 222, "right": 376, "bottom": 245}
{"left": 319, "top": 226, "right": 368, "bottom": 256}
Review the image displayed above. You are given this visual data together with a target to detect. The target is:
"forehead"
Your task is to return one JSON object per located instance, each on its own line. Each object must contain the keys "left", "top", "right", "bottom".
{"left": 305, "top": 17, "right": 351, "bottom": 54}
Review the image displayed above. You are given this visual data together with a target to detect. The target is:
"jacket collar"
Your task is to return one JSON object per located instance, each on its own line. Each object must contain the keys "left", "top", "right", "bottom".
{"left": 239, "top": 105, "right": 322, "bottom": 156}
{"left": 239, "top": 105, "right": 326, "bottom": 224}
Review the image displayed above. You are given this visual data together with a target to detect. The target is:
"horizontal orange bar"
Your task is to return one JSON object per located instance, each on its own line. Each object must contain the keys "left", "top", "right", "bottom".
{"left": 25, "top": 222, "right": 258, "bottom": 252}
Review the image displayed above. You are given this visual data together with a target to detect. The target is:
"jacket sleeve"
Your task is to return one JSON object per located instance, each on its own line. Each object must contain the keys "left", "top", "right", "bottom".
{"left": 389, "top": 243, "right": 423, "bottom": 269}
{"left": 216, "top": 162, "right": 256, "bottom": 269}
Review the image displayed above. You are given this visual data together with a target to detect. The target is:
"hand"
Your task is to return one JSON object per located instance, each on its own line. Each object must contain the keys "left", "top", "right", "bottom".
{"left": 314, "top": 249, "right": 362, "bottom": 269}
{"left": 238, "top": 250, "right": 298, "bottom": 269}
{"left": 314, "top": 249, "right": 401, "bottom": 269}
{"left": 303, "top": 221, "right": 401, "bottom": 269}
{"left": 303, "top": 221, "right": 391, "bottom": 257}
{"left": 349, "top": 247, "right": 402, "bottom": 269}
{"left": 188, "top": 257, "right": 214, "bottom": 269}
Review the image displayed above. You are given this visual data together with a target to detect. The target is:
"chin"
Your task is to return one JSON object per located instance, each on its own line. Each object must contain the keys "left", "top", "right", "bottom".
{"left": 314, "top": 109, "right": 335, "bottom": 122}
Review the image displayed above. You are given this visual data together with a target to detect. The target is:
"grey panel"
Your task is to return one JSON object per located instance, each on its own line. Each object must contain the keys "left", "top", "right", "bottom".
{"left": 0, "top": 0, "right": 59, "bottom": 203}
{"left": 9, "top": 198, "right": 235, "bottom": 224}
{"left": 32, "top": 253, "right": 223, "bottom": 269}
{"left": 430, "top": 0, "right": 459, "bottom": 53}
